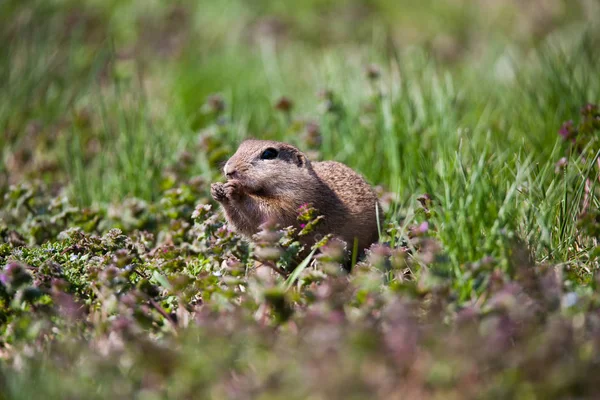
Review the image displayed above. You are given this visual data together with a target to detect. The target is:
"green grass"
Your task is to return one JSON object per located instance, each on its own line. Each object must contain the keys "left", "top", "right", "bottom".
{"left": 1, "top": 0, "right": 600, "bottom": 398}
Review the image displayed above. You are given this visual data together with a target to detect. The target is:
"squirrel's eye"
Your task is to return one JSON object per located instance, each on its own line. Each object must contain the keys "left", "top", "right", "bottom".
{"left": 260, "top": 148, "right": 279, "bottom": 160}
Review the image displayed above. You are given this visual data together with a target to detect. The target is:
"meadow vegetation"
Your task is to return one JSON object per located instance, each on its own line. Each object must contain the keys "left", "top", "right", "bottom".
{"left": 1, "top": 0, "right": 599, "bottom": 398}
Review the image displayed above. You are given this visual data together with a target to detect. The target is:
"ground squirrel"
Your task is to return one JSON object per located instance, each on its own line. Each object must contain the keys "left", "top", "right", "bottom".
{"left": 210, "top": 139, "right": 382, "bottom": 264}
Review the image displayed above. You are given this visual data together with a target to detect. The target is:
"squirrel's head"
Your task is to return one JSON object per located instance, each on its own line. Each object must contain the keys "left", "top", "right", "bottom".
{"left": 223, "top": 140, "right": 311, "bottom": 195}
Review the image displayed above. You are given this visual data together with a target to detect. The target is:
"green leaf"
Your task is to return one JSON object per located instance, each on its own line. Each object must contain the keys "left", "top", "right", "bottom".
{"left": 284, "top": 248, "right": 317, "bottom": 291}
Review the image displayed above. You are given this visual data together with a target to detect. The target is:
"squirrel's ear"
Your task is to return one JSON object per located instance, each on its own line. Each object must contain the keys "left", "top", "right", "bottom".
{"left": 295, "top": 152, "right": 307, "bottom": 167}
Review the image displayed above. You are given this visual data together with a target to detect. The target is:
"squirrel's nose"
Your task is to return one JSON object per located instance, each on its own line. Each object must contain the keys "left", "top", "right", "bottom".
{"left": 224, "top": 164, "right": 237, "bottom": 179}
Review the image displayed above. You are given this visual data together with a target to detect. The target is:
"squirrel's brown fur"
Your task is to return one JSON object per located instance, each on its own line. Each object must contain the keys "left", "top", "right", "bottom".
{"left": 211, "top": 140, "right": 381, "bottom": 263}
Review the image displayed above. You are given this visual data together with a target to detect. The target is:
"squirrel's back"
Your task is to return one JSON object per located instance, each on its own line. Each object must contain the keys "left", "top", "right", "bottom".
{"left": 311, "top": 161, "right": 381, "bottom": 254}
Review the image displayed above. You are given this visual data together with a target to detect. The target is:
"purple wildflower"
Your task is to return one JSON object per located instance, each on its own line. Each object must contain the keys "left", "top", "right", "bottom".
{"left": 558, "top": 120, "right": 576, "bottom": 141}
{"left": 274, "top": 96, "right": 293, "bottom": 113}
{"left": 580, "top": 103, "right": 598, "bottom": 117}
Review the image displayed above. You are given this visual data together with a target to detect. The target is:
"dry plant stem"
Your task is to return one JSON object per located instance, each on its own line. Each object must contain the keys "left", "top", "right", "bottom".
{"left": 582, "top": 178, "right": 592, "bottom": 215}
{"left": 260, "top": 261, "right": 288, "bottom": 277}
{"left": 581, "top": 158, "right": 600, "bottom": 216}
{"left": 149, "top": 298, "right": 178, "bottom": 331}
{"left": 133, "top": 269, "right": 149, "bottom": 280}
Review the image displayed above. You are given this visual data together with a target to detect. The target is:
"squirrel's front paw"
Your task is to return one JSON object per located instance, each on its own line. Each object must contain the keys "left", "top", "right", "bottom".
{"left": 211, "top": 182, "right": 227, "bottom": 202}
{"left": 211, "top": 180, "right": 243, "bottom": 202}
